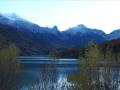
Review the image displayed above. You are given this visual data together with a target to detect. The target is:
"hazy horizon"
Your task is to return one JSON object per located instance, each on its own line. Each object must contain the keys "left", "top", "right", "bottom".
{"left": 1, "top": 0, "right": 120, "bottom": 34}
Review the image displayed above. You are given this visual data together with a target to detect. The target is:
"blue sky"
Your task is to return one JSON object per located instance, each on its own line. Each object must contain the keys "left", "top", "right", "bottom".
{"left": 1, "top": 0, "right": 120, "bottom": 33}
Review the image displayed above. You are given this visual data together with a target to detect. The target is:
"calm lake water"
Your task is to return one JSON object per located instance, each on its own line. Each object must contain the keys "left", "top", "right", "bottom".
{"left": 18, "top": 56, "right": 120, "bottom": 90}
{"left": 18, "top": 56, "right": 79, "bottom": 90}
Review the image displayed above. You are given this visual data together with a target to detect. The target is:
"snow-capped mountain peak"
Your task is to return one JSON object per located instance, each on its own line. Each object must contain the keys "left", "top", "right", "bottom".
{"left": 3, "top": 13, "right": 24, "bottom": 21}
{"left": 64, "top": 24, "right": 88, "bottom": 35}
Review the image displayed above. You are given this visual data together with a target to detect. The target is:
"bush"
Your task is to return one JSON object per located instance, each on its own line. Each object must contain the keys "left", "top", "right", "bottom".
{"left": 0, "top": 44, "right": 20, "bottom": 90}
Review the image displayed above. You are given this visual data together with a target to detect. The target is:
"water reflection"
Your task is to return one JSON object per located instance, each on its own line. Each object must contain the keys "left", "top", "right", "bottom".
{"left": 20, "top": 66, "right": 120, "bottom": 90}
{"left": 69, "top": 66, "right": 120, "bottom": 90}
{"left": 98, "top": 67, "right": 120, "bottom": 90}
{"left": 18, "top": 56, "right": 120, "bottom": 90}
{"left": 20, "top": 65, "right": 79, "bottom": 90}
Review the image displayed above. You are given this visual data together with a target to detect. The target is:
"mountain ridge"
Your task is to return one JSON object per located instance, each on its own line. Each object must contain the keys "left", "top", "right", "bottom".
{"left": 0, "top": 13, "right": 120, "bottom": 55}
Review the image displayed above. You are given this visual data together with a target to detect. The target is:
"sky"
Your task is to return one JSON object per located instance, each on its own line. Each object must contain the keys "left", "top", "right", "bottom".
{"left": 0, "top": 0, "right": 120, "bottom": 34}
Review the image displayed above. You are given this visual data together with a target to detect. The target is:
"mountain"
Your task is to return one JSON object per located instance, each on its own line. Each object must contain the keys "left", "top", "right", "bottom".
{"left": 0, "top": 23, "right": 54, "bottom": 55}
{"left": 0, "top": 13, "right": 118, "bottom": 55}
{"left": 0, "top": 14, "right": 64, "bottom": 54}
{"left": 61, "top": 24, "right": 107, "bottom": 47}
{"left": 108, "top": 29, "right": 120, "bottom": 40}
{"left": 63, "top": 24, "right": 106, "bottom": 36}
{"left": 63, "top": 24, "right": 88, "bottom": 35}
{"left": 3, "top": 13, "right": 24, "bottom": 21}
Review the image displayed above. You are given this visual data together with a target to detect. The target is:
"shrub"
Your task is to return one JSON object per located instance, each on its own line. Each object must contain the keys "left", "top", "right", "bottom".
{"left": 0, "top": 44, "right": 20, "bottom": 90}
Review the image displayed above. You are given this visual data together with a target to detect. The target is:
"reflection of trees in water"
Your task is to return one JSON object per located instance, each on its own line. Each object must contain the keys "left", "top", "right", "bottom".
{"left": 69, "top": 66, "right": 120, "bottom": 90}
{"left": 91, "top": 66, "right": 120, "bottom": 90}
{"left": 27, "top": 60, "right": 75, "bottom": 90}
{"left": 98, "top": 67, "right": 120, "bottom": 90}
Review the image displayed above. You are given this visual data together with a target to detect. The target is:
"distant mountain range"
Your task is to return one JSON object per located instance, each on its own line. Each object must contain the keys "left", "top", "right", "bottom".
{"left": 0, "top": 13, "right": 120, "bottom": 55}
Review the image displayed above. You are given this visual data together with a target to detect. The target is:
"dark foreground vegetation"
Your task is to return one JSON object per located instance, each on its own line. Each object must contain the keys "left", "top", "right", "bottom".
{"left": 50, "top": 40, "right": 120, "bottom": 90}
{"left": 0, "top": 41, "right": 20, "bottom": 90}
{"left": 68, "top": 42, "right": 120, "bottom": 90}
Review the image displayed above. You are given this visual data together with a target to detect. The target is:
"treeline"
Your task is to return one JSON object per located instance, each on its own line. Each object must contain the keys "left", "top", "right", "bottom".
{"left": 101, "top": 39, "right": 120, "bottom": 61}
{"left": 50, "top": 39, "right": 120, "bottom": 61}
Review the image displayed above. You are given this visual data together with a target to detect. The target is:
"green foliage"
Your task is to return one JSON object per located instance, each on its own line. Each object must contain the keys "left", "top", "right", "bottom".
{"left": 105, "top": 47, "right": 115, "bottom": 62}
{"left": 80, "top": 43, "right": 103, "bottom": 67}
{"left": 0, "top": 44, "right": 20, "bottom": 90}
{"left": 0, "top": 44, "right": 20, "bottom": 72}
{"left": 68, "top": 43, "right": 103, "bottom": 90}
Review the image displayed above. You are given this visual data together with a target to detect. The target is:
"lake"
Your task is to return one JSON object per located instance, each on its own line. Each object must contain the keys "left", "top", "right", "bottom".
{"left": 18, "top": 56, "right": 120, "bottom": 90}
{"left": 18, "top": 56, "right": 79, "bottom": 90}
